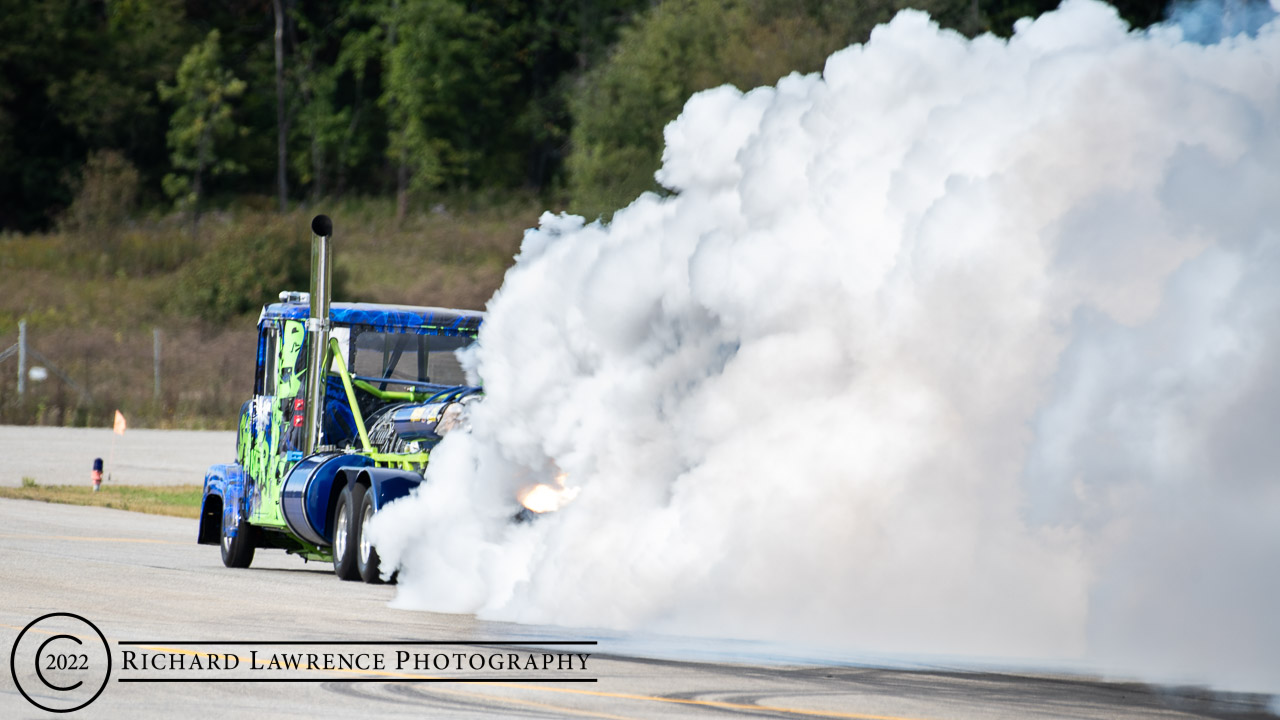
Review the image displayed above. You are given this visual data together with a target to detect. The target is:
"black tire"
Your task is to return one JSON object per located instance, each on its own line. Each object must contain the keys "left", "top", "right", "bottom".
{"left": 332, "top": 484, "right": 360, "bottom": 580}
{"left": 220, "top": 508, "right": 255, "bottom": 568}
{"left": 354, "top": 485, "right": 385, "bottom": 584}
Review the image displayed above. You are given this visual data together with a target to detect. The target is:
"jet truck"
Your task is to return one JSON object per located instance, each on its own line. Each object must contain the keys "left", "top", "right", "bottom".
{"left": 197, "top": 215, "right": 487, "bottom": 583}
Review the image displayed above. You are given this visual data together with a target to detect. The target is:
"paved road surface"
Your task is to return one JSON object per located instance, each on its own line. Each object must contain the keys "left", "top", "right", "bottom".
{"left": 2, "top": 499, "right": 1275, "bottom": 719}
{"left": 0, "top": 425, "right": 234, "bottom": 486}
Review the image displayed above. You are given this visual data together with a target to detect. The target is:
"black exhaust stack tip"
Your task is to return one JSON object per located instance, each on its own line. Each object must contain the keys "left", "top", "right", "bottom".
{"left": 311, "top": 214, "right": 333, "bottom": 237}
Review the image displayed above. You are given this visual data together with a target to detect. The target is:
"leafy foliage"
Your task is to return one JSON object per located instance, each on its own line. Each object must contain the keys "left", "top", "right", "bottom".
{"left": 567, "top": 0, "right": 983, "bottom": 217}
{"left": 0, "top": 0, "right": 187, "bottom": 230}
{"left": 48, "top": 0, "right": 186, "bottom": 149}
{"left": 57, "top": 150, "right": 141, "bottom": 236}
{"left": 381, "top": 0, "right": 512, "bottom": 191}
{"left": 157, "top": 30, "right": 247, "bottom": 213}
{"left": 0, "top": 0, "right": 1175, "bottom": 232}
{"left": 176, "top": 218, "right": 315, "bottom": 323}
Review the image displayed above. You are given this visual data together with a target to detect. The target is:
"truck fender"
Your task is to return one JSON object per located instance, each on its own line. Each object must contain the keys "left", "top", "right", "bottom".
{"left": 356, "top": 467, "right": 425, "bottom": 512}
{"left": 199, "top": 463, "right": 247, "bottom": 545}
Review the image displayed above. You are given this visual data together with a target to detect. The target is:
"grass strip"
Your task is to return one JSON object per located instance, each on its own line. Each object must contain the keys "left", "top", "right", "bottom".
{"left": 0, "top": 481, "right": 202, "bottom": 518}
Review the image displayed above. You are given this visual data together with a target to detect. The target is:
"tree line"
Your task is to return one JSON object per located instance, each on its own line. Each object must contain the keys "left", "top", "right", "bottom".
{"left": 0, "top": 0, "right": 1168, "bottom": 233}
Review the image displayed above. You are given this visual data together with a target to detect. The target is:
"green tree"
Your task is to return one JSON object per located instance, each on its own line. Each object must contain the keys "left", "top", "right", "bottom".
{"left": 57, "top": 150, "right": 140, "bottom": 237}
{"left": 289, "top": 1, "right": 385, "bottom": 203}
{"left": 47, "top": 0, "right": 187, "bottom": 153}
{"left": 566, "top": 0, "right": 983, "bottom": 218}
{"left": 381, "top": 0, "right": 522, "bottom": 217}
{"left": 177, "top": 218, "right": 319, "bottom": 323}
{"left": 0, "top": 0, "right": 187, "bottom": 230}
{"left": 507, "top": 0, "right": 651, "bottom": 190}
{"left": 273, "top": 0, "right": 289, "bottom": 212}
{"left": 978, "top": 0, "right": 1165, "bottom": 35}
{"left": 157, "top": 30, "right": 247, "bottom": 232}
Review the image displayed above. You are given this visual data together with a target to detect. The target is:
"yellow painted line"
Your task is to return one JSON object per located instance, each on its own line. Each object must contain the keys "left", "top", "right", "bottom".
{"left": 0, "top": 533, "right": 182, "bottom": 545}
{"left": 452, "top": 693, "right": 640, "bottom": 720}
{"left": 0, "top": 622, "right": 81, "bottom": 636}
{"left": 508, "top": 686, "right": 929, "bottom": 720}
{"left": 3, "top": 625, "right": 932, "bottom": 720}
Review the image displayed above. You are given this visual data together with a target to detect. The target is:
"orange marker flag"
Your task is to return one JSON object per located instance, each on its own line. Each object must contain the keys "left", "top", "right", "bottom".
{"left": 113, "top": 410, "right": 127, "bottom": 435}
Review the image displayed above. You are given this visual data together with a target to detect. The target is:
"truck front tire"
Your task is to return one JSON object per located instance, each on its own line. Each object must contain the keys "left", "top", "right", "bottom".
{"left": 220, "top": 510, "right": 255, "bottom": 568}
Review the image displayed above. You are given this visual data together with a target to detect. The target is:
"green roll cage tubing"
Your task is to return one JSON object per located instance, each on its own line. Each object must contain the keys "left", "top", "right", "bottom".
{"left": 325, "top": 336, "right": 451, "bottom": 469}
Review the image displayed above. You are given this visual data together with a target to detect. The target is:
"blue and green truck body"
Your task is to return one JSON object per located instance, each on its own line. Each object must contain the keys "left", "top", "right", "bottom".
{"left": 197, "top": 216, "right": 484, "bottom": 583}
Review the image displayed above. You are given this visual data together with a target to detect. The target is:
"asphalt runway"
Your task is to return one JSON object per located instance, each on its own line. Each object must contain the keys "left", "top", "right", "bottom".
{"left": 0, "top": 425, "right": 235, "bottom": 487}
{"left": 2, "top": 498, "right": 1275, "bottom": 719}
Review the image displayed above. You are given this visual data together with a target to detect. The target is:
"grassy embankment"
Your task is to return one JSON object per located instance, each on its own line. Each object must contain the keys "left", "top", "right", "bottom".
{"left": 0, "top": 195, "right": 543, "bottom": 430}
{"left": 0, "top": 479, "right": 203, "bottom": 518}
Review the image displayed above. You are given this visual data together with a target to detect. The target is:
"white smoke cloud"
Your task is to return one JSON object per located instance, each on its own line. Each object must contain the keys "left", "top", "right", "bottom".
{"left": 370, "top": 0, "right": 1280, "bottom": 693}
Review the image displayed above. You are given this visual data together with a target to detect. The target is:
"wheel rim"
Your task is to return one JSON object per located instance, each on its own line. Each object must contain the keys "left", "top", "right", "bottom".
{"left": 334, "top": 504, "right": 348, "bottom": 559}
{"left": 221, "top": 516, "right": 232, "bottom": 552}
{"left": 359, "top": 502, "right": 374, "bottom": 566}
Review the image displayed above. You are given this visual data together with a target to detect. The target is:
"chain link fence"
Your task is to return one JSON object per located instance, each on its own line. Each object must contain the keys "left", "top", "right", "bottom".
{"left": 0, "top": 321, "right": 254, "bottom": 429}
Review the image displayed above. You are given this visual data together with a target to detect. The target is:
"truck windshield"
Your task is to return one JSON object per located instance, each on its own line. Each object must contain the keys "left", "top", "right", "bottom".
{"left": 348, "top": 329, "right": 473, "bottom": 390}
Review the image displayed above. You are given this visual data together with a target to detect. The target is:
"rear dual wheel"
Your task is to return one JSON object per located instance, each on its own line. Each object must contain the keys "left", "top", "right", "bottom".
{"left": 332, "top": 484, "right": 385, "bottom": 584}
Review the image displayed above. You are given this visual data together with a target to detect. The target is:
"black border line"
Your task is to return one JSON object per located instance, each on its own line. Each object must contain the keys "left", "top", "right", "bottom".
{"left": 117, "top": 640, "right": 597, "bottom": 646}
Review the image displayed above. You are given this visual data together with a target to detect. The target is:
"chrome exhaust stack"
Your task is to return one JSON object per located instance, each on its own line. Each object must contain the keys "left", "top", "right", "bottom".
{"left": 304, "top": 214, "right": 333, "bottom": 454}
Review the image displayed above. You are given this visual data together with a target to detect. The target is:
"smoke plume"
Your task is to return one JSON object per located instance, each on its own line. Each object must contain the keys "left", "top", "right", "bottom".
{"left": 371, "top": 0, "right": 1280, "bottom": 692}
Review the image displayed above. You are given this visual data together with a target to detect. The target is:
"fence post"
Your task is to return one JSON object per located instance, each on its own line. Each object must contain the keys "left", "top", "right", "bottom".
{"left": 17, "top": 319, "right": 26, "bottom": 396}
{"left": 154, "top": 328, "right": 161, "bottom": 403}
